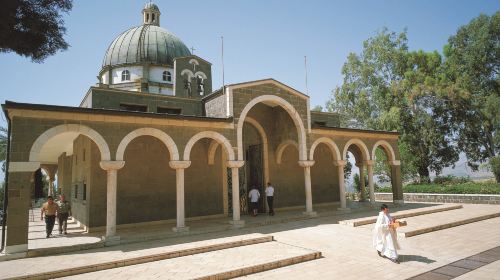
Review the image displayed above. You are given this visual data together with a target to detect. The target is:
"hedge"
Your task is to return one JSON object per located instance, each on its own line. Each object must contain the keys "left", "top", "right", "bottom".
{"left": 377, "top": 182, "right": 500, "bottom": 195}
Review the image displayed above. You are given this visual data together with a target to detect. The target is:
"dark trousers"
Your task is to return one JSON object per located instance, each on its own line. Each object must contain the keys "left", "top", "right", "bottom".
{"left": 58, "top": 213, "right": 69, "bottom": 233}
{"left": 45, "top": 215, "right": 56, "bottom": 236}
{"left": 267, "top": 196, "right": 274, "bottom": 214}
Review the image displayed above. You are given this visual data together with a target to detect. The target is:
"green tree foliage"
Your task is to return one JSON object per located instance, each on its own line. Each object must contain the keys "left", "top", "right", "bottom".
{"left": 0, "top": 0, "right": 73, "bottom": 62}
{"left": 443, "top": 12, "right": 499, "bottom": 182}
{"left": 0, "top": 127, "right": 6, "bottom": 172}
{"left": 327, "top": 29, "right": 459, "bottom": 182}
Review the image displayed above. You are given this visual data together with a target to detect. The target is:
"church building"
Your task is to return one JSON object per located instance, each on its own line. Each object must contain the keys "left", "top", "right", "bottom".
{"left": 2, "top": 3, "right": 403, "bottom": 254}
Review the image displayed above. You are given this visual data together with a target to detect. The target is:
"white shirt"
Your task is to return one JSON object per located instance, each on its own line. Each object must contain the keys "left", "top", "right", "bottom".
{"left": 265, "top": 186, "right": 274, "bottom": 196}
{"left": 248, "top": 189, "right": 260, "bottom": 202}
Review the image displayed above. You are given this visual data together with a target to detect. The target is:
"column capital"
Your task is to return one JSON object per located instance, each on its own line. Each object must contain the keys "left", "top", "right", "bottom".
{"left": 169, "top": 160, "right": 191, "bottom": 169}
{"left": 100, "top": 160, "right": 125, "bottom": 171}
{"left": 364, "top": 160, "right": 375, "bottom": 166}
{"left": 9, "top": 161, "right": 40, "bottom": 172}
{"left": 388, "top": 160, "right": 401, "bottom": 166}
{"left": 298, "top": 160, "right": 315, "bottom": 167}
{"left": 333, "top": 160, "right": 347, "bottom": 167}
{"left": 227, "top": 160, "right": 245, "bottom": 168}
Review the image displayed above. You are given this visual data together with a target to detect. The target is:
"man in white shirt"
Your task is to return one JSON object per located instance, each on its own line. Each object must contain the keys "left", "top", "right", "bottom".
{"left": 248, "top": 186, "right": 260, "bottom": 216}
{"left": 265, "top": 182, "right": 275, "bottom": 216}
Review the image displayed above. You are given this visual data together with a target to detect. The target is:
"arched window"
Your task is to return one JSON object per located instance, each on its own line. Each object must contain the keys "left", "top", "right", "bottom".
{"left": 163, "top": 71, "right": 172, "bottom": 82}
{"left": 197, "top": 75, "right": 204, "bottom": 96}
{"left": 121, "top": 70, "right": 130, "bottom": 81}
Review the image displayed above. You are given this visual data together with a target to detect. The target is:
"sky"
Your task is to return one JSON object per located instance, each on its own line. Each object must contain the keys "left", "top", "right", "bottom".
{"left": 0, "top": 1, "right": 498, "bottom": 180}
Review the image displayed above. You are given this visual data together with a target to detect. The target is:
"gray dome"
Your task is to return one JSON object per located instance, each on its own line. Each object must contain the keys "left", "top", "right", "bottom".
{"left": 144, "top": 2, "right": 160, "bottom": 11}
{"left": 102, "top": 25, "right": 191, "bottom": 68}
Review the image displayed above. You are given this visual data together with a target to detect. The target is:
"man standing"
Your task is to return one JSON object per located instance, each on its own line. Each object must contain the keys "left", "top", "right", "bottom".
{"left": 265, "top": 182, "right": 275, "bottom": 216}
{"left": 57, "top": 195, "right": 71, "bottom": 235}
{"left": 41, "top": 196, "right": 58, "bottom": 238}
{"left": 248, "top": 186, "right": 260, "bottom": 216}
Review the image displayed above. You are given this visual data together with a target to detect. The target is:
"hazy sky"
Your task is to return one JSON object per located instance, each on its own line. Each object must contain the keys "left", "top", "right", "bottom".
{"left": 0, "top": 0, "right": 498, "bottom": 123}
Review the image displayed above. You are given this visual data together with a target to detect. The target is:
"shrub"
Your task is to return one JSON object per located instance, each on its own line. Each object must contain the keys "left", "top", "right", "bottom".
{"left": 433, "top": 175, "right": 470, "bottom": 184}
{"left": 377, "top": 181, "right": 499, "bottom": 194}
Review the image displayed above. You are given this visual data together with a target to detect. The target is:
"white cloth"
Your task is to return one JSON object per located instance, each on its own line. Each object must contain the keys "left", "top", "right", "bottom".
{"left": 372, "top": 211, "right": 400, "bottom": 259}
{"left": 265, "top": 186, "right": 274, "bottom": 197}
{"left": 248, "top": 189, "right": 260, "bottom": 203}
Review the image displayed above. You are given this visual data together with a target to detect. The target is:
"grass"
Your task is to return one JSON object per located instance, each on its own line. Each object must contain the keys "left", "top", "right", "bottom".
{"left": 377, "top": 182, "right": 500, "bottom": 195}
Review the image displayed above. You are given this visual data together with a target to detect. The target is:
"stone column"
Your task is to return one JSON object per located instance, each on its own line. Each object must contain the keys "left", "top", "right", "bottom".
{"left": 334, "top": 160, "right": 349, "bottom": 211}
{"left": 227, "top": 161, "right": 245, "bottom": 228}
{"left": 299, "top": 161, "right": 316, "bottom": 216}
{"left": 389, "top": 160, "right": 404, "bottom": 204}
{"left": 365, "top": 160, "right": 375, "bottom": 204}
{"left": 41, "top": 164, "right": 57, "bottom": 197}
{"left": 100, "top": 161, "right": 125, "bottom": 243}
{"left": 357, "top": 163, "right": 366, "bottom": 201}
{"left": 169, "top": 161, "right": 191, "bottom": 232}
{"left": 4, "top": 162, "right": 40, "bottom": 254}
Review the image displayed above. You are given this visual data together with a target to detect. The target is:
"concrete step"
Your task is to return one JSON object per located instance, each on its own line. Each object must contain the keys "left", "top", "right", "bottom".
{"left": 339, "top": 204, "right": 463, "bottom": 227}
{"left": 59, "top": 241, "right": 322, "bottom": 280}
{"left": 397, "top": 205, "right": 500, "bottom": 238}
{"left": 0, "top": 234, "right": 274, "bottom": 280}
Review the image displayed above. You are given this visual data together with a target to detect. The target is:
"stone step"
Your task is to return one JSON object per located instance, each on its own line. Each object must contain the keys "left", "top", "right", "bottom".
{"left": 397, "top": 205, "right": 500, "bottom": 238}
{"left": 339, "top": 204, "right": 463, "bottom": 227}
{"left": 59, "top": 241, "right": 322, "bottom": 280}
{"left": 1, "top": 234, "right": 274, "bottom": 280}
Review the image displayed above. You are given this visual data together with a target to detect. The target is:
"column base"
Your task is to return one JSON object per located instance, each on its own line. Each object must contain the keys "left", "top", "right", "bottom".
{"left": 103, "top": 235, "right": 121, "bottom": 246}
{"left": 229, "top": 220, "right": 245, "bottom": 228}
{"left": 302, "top": 211, "right": 317, "bottom": 217}
{"left": 172, "top": 226, "right": 190, "bottom": 233}
{"left": 4, "top": 244, "right": 28, "bottom": 254}
{"left": 337, "top": 207, "right": 351, "bottom": 212}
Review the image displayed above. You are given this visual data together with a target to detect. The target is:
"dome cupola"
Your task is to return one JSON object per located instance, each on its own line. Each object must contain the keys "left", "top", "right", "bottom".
{"left": 142, "top": 2, "right": 161, "bottom": 26}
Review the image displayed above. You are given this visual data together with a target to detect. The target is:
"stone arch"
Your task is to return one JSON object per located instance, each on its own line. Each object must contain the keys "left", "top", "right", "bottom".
{"left": 184, "top": 131, "right": 235, "bottom": 161}
{"left": 237, "top": 95, "right": 307, "bottom": 161}
{"left": 207, "top": 140, "right": 220, "bottom": 165}
{"left": 309, "top": 137, "right": 341, "bottom": 161}
{"left": 29, "top": 124, "right": 111, "bottom": 162}
{"left": 181, "top": 69, "right": 194, "bottom": 79}
{"left": 371, "top": 140, "right": 396, "bottom": 162}
{"left": 342, "top": 138, "right": 370, "bottom": 161}
{"left": 194, "top": 71, "right": 207, "bottom": 79}
{"left": 116, "top": 128, "right": 179, "bottom": 161}
{"left": 276, "top": 140, "right": 299, "bottom": 164}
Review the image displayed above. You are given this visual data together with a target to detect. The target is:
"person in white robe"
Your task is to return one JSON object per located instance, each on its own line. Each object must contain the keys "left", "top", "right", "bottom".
{"left": 373, "top": 204, "right": 401, "bottom": 264}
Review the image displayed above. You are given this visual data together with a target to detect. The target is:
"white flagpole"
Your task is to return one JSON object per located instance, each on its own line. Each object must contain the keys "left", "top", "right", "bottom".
{"left": 221, "top": 36, "right": 225, "bottom": 88}
{"left": 304, "top": 56, "right": 309, "bottom": 96}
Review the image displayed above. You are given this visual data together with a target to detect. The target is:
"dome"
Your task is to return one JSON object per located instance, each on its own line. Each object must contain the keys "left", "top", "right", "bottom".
{"left": 143, "top": 2, "right": 160, "bottom": 11}
{"left": 102, "top": 25, "right": 191, "bottom": 68}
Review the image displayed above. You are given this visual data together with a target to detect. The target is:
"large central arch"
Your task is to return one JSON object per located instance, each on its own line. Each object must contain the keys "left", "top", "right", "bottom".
{"left": 236, "top": 95, "right": 307, "bottom": 161}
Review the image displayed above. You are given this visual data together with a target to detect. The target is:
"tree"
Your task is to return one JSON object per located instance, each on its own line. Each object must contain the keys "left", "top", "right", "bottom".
{"left": 443, "top": 12, "right": 500, "bottom": 182}
{"left": 0, "top": 0, "right": 73, "bottom": 62}
{"left": 327, "top": 29, "right": 459, "bottom": 182}
{"left": 311, "top": 105, "right": 324, "bottom": 112}
{"left": 0, "top": 127, "right": 6, "bottom": 172}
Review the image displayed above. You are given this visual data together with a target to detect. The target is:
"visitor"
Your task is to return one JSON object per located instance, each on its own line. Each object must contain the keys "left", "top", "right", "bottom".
{"left": 41, "top": 196, "right": 59, "bottom": 238}
{"left": 373, "top": 204, "right": 400, "bottom": 264}
{"left": 265, "top": 182, "right": 275, "bottom": 216}
{"left": 248, "top": 186, "right": 260, "bottom": 216}
{"left": 57, "top": 195, "right": 72, "bottom": 235}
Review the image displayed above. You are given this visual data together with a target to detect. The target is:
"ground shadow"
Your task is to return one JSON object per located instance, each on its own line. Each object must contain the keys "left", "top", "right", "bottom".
{"left": 399, "top": 254, "right": 436, "bottom": 264}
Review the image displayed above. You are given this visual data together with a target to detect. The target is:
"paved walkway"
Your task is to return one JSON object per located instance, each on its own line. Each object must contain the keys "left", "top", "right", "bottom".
{"left": 24, "top": 201, "right": 435, "bottom": 251}
{"left": 455, "top": 261, "right": 500, "bottom": 280}
{"left": 2, "top": 203, "right": 499, "bottom": 279}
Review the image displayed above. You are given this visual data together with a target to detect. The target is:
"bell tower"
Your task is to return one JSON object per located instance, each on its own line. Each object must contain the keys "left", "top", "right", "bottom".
{"left": 142, "top": 2, "right": 161, "bottom": 26}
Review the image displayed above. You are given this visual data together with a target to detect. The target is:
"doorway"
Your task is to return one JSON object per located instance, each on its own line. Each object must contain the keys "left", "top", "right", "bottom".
{"left": 246, "top": 144, "right": 264, "bottom": 213}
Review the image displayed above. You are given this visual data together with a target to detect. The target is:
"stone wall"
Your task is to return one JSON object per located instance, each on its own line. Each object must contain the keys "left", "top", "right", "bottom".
{"left": 375, "top": 192, "right": 500, "bottom": 204}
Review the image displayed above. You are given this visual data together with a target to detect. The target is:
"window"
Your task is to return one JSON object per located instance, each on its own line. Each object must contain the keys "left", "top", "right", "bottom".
{"left": 163, "top": 71, "right": 172, "bottom": 82}
{"left": 146, "top": 13, "right": 149, "bottom": 22}
{"left": 121, "top": 70, "right": 130, "bottom": 81}
{"left": 82, "top": 184, "right": 87, "bottom": 201}
{"left": 157, "top": 107, "right": 181, "bottom": 115}
{"left": 152, "top": 14, "right": 155, "bottom": 22}
{"left": 74, "top": 185, "right": 78, "bottom": 199}
{"left": 119, "top": 103, "right": 148, "bottom": 112}
{"left": 197, "top": 75, "right": 204, "bottom": 96}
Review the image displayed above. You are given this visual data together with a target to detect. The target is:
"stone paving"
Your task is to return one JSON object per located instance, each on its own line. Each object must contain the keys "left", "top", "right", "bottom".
{"left": 455, "top": 261, "right": 500, "bottom": 279}
{"left": 1, "top": 203, "right": 499, "bottom": 279}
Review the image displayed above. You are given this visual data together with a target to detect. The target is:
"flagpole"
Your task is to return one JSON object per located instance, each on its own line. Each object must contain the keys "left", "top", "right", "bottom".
{"left": 221, "top": 36, "right": 225, "bottom": 88}
{"left": 304, "top": 56, "right": 309, "bottom": 96}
